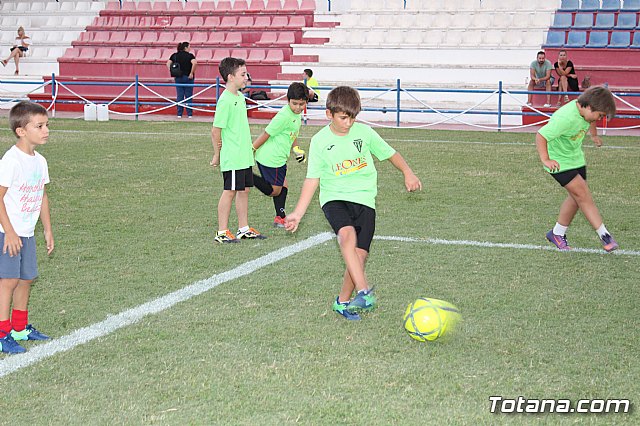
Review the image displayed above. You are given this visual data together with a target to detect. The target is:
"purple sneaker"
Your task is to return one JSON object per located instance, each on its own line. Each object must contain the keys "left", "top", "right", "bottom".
{"left": 601, "top": 234, "right": 619, "bottom": 252}
{"left": 546, "top": 230, "right": 571, "bottom": 251}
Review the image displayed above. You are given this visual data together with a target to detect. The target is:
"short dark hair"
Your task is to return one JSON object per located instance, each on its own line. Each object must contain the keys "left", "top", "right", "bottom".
{"left": 537, "top": 51, "right": 545, "bottom": 57}
{"left": 326, "top": 86, "right": 361, "bottom": 118}
{"left": 219, "top": 57, "right": 246, "bottom": 83}
{"left": 9, "top": 101, "right": 48, "bottom": 137}
{"left": 287, "top": 82, "right": 308, "bottom": 101}
{"left": 303, "top": 68, "right": 313, "bottom": 78}
{"left": 577, "top": 86, "right": 616, "bottom": 119}
{"left": 177, "top": 41, "right": 189, "bottom": 51}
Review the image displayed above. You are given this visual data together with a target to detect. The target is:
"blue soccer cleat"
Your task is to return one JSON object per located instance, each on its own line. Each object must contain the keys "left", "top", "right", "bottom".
{"left": 332, "top": 298, "right": 361, "bottom": 320}
{"left": 346, "top": 288, "right": 377, "bottom": 313}
{"left": 11, "top": 324, "right": 50, "bottom": 341}
{"left": 0, "top": 333, "right": 26, "bottom": 354}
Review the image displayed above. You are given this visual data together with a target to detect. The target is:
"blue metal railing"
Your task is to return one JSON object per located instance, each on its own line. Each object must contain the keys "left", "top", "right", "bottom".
{"left": 2, "top": 76, "right": 639, "bottom": 128}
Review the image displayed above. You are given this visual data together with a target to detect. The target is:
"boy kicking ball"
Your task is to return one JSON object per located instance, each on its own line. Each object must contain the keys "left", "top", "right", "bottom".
{"left": 285, "top": 86, "right": 422, "bottom": 320}
{"left": 536, "top": 86, "right": 619, "bottom": 252}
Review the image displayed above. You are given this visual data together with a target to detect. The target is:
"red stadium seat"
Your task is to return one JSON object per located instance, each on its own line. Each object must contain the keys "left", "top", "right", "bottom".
{"left": 121, "top": 2, "right": 135, "bottom": 11}
{"left": 175, "top": 32, "right": 191, "bottom": 43}
{"left": 136, "top": 2, "right": 152, "bottom": 12}
{"left": 199, "top": 2, "right": 216, "bottom": 12}
{"left": 93, "top": 32, "right": 110, "bottom": 43}
{"left": 125, "top": 32, "right": 142, "bottom": 44}
{"left": 204, "top": 16, "right": 221, "bottom": 27}
{"left": 233, "top": 0, "right": 249, "bottom": 11}
{"left": 168, "top": 1, "right": 184, "bottom": 12}
{"left": 152, "top": 1, "right": 167, "bottom": 12}
{"left": 219, "top": 16, "right": 238, "bottom": 29}
{"left": 256, "top": 32, "right": 277, "bottom": 45}
{"left": 128, "top": 48, "right": 145, "bottom": 61}
{"left": 249, "top": 0, "right": 266, "bottom": 11}
{"left": 282, "top": 0, "right": 299, "bottom": 11}
{"left": 277, "top": 32, "right": 295, "bottom": 45}
{"left": 94, "top": 47, "right": 111, "bottom": 59}
{"left": 254, "top": 16, "right": 271, "bottom": 28}
{"left": 61, "top": 48, "right": 80, "bottom": 59}
{"left": 300, "top": 0, "right": 315, "bottom": 11}
{"left": 191, "top": 32, "right": 208, "bottom": 45}
{"left": 238, "top": 16, "right": 254, "bottom": 28}
{"left": 288, "top": 15, "right": 306, "bottom": 28}
{"left": 141, "top": 32, "right": 158, "bottom": 44}
{"left": 208, "top": 32, "right": 225, "bottom": 44}
{"left": 271, "top": 16, "right": 289, "bottom": 29}
{"left": 185, "top": 1, "right": 201, "bottom": 13}
{"left": 265, "top": 49, "right": 284, "bottom": 62}
{"left": 248, "top": 49, "right": 266, "bottom": 61}
{"left": 109, "top": 32, "right": 126, "bottom": 43}
{"left": 224, "top": 32, "right": 242, "bottom": 45}
{"left": 158, "top": 33, "right": 175, "bottom": 44}
{"left": 106, "top": 1, "right": 120, "bottom": 11}
{"left": 111, "top": 48, "right": 128, "bottom": 60}
{"left": 216, "top": 1, "right": 233, "bottom": 11}
{"left": 172, "top": 16, "right": 188, "bottom": 28}
{"left": 197, "top": 49, "right": 213, "bottom": 61}
{"left": 188, "top": 16, "right": 205, "bottom": 28}
{"left": 212, "top": 49, "right": 230, "bottom": 61}
{"left": 143, "top": 48, "right": 162, "bottom": 61}
{"left": 266, "top": 0, "right": 281, "bottom": 11}
{"left": 231, "top": 49, "right": 248, "bottom": 60}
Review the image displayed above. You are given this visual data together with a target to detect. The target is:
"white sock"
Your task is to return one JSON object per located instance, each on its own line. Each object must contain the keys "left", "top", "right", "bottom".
{"left": 553, "top": 223, "right": 568, "bottom": 236}
{"left": 596, "top": 224, "right": 609, "bottom": 238}
{"left": 238, "top": 225, "right": 249, "bottom": 233}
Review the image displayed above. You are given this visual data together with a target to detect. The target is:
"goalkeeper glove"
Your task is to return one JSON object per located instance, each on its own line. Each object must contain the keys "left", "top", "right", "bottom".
{"left": 293, "top": 146, "right": 306, "bottom": 163}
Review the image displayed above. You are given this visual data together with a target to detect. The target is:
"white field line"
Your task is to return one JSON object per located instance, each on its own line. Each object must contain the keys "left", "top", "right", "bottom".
{"left": 374, "top": 235, "right": 640, "bottom": 256}
{"left": 0, "top": 232, "right": 333, "bottom": 378}
{"left": 1, "top": 231, "right": 637, "bottom": 377}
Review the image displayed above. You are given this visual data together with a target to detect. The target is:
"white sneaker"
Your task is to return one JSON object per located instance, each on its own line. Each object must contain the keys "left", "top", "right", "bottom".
{"left": 543, "top": 103, "right": 551, "bottom": 107}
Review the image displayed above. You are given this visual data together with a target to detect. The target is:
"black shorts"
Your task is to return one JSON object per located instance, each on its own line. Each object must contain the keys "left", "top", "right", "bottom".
{"left": 222, "top": 167, "right": 254, "bottom": 191}
{"left": 256, "top": 161, "right": 287, "bottom": 186}
{"left": 322, "top": 200, "right": 376, "bottom": 252}
{"left": 551, "top": 166, "right": 586, "bottom": 187}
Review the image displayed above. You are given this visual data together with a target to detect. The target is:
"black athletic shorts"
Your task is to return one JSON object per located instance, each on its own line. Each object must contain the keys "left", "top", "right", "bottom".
{"left": 257, "top": 161, "right": 287, "bottom": 186}
{"left": 551, "top": 166, "right": 586, "bottom": 187}
{"left": 222, "top": 167, "right": 254, "bottom": 191}
{"left": 322, "top": 200, "right": 376, "bottom": 252}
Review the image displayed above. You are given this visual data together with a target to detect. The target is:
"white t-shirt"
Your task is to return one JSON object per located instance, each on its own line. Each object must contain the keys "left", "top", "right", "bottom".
{"left": 0, "top": 145, "right": 50, "bottom": 237}
{"left": 15, "top": 37, "right": 32, "bottom": 47}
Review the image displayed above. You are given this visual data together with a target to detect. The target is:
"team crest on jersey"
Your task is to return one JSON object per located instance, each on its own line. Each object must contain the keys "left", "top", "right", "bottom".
{"left": 353, "top": 139, "right": 363, "bottom": 153}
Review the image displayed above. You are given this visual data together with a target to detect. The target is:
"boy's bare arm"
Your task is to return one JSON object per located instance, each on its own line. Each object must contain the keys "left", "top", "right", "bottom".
{"left": 211, "top": 126, "right": 222, "bottom": 166}
{"left": 252, "top": 131, "right": 270, "bottom": 151}
{"left": 535, "top": 133, "right": 560, "bottom": 171}
{"left": 387, "top": 152, "right": 422, "bottom": 191}
{"left": 0, "top": 186, "right": 22, "bottom": 256}
{"left": 589, "top": 122, "right": 602, "bottom": 147}
{"left": 284, "top": 178, "right": 319, "bottom": 232}
{"left": 40, "top": 191, "right": 54, "bottom": 255}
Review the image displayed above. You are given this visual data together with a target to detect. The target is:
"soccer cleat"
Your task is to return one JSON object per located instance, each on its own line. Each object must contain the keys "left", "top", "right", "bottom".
{"left": 546, "top": 230, "right": 571, "bottom": 251}
{"left": 11, "top": 324, "right": 50, "bottom": 341}
{"left": 346, "top": 288, "right": 377, "bottom": 313}
{"left": 600, "top": 234, "right": 619, "bottom": 252}
{"left": 214, "top": 230, "right": 240, "bottom": 244}
{"left": 0, "top": 333, "right": 26, "bottom": 354}
{"left": 273, "top": 216, "right": 286, "bottom": 228}
{"left": 332, "top": 298, "right": 361, "bottom": 320}
{"left": 236, "top": 227, "right": 267, "bottom": 240}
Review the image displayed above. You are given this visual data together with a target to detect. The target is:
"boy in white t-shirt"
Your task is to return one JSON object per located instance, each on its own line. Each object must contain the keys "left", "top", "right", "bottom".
{"left": 0, "top": 101, "right": 54, "bottom": 354}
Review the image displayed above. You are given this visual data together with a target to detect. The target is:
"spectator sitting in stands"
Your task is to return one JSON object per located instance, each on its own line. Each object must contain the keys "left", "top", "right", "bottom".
{"left": 242, "top": 73, "right": 253, "bottom": 98}
{"left": 303, "top": 68, "right": 319, "bottom": 102}
{"left": 554, "top": 50, "right": 579, "bottom": 106}
{"left": 2, "top": 27, "right": 32, "bottom": 76}
{"left": 527, "top": 51, "right": 554, "bottom": 108}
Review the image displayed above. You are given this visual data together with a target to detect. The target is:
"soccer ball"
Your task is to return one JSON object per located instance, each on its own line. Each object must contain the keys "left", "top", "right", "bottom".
{"left": 403, "top": 297, "right": 461, "bottom": 342}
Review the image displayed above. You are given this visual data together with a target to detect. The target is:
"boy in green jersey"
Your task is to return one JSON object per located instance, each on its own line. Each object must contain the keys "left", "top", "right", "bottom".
{"left": 285, "top": 87, "right": 422, "bottom": 320}
{"left": 536, "top": 86, "right": 618, "bottom": 252}
{"left": 211, "top": 57, "right": 265, "bottom": 243}
{"left": 252, "top": 82, "right": 308, "bottom": 228}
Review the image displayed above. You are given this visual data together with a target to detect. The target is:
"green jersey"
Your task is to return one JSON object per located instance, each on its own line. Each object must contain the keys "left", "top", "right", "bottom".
{"left": 307, "top": 122, "right": 396, "bottom": 209}
{"left": 538, "top": 100, "right": 589, "bottom": 173}
{"left": 255, "top": 105, "right": 301, "bottom": 167}
{"left": 213, "top": 89, "right": 253, "bottom": 172}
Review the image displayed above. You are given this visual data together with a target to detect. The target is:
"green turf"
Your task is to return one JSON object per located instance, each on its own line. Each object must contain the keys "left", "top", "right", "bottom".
{"left": 0, "top": 118, "right": 638, "bottom": 424}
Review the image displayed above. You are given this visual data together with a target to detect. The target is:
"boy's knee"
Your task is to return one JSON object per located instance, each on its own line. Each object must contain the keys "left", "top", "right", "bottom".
{"left": 270, "top": 186, "right": 282, "bottom": 197}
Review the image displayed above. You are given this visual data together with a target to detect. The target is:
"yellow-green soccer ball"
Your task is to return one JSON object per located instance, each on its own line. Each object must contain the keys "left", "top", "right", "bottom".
{"left": 403, "top": 297, "right": 461, "bottom": 342}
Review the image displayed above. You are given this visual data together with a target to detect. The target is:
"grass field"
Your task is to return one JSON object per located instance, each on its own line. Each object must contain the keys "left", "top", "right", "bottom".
{"left": 0, "top": 117, "right": 638, "bottom": 425}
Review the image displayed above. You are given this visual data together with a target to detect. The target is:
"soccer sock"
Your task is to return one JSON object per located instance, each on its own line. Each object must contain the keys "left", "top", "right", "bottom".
{"left": 11, "top": 309, "right": 28, "bottom": 332}
{"left": 238, "top": 225, "right": 249, "bottom": 233}
{"left": 252, "top": 173, "right": 273, "bottom": 196}
{"left": 553, "top": 223, "right": 568, "bottom": 236}
{"left": 273, "top": 187, "right": 288, "bottom": 218}
{"left": 0, "top": 319, "right": 11, "bottom": 338}
{"left": 596, "top": 223, "right": 609, "bottom": 238}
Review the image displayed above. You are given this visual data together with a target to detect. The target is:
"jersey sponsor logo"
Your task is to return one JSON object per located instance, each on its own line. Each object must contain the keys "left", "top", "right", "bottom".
{"left": 327, "top": 144, "right": 335, "bottom": 150}
{"left": 353, "top": 139, "right": 363, "bottom": 153}
{"left": 332, "top": 157, "right": 367, "bottom": 176}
